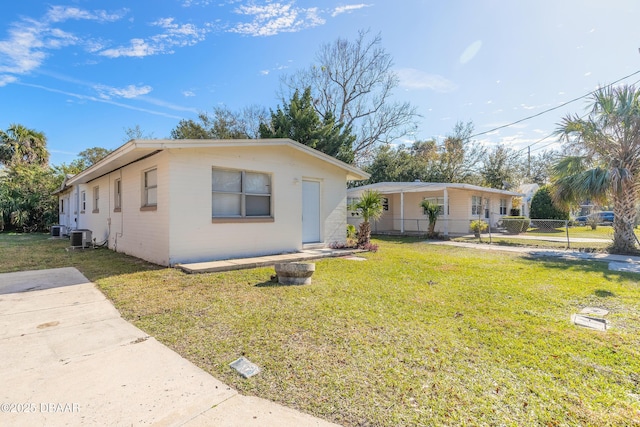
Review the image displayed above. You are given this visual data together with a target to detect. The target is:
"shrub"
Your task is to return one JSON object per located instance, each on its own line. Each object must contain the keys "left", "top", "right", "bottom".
{"left": 530, "top": 186, "right": 569, "bottom": 220}
{"left": 470, "top": 220, "right": 488, "bottom": 234}
{"left": 360, "top": 242, "right": 379, "bottom": 252}
{"left": 501, "top": 216, "right": 530, "bottom": 234}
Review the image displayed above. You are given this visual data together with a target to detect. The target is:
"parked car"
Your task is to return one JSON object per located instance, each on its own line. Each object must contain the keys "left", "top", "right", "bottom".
{"left": 574, "top": 211, "right": 614, "bottom": 225}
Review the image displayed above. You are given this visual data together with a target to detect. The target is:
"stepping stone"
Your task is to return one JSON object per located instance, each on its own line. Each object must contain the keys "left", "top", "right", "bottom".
{"left": 230, "top": 356, "right": 261, "bottom": 378}
{"left": 580, "top": 307, "right": 609, "bottom": 316}
{"left": 571, "top": 314, "right": 608, "bottom": 331}
{"left": 342, "top": 256, "right": 367, "bottom": 261}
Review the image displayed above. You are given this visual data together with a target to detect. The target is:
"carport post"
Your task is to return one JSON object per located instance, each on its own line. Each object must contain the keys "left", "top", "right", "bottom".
{"left": 443, "top": 188, "right": 449, "bottom": 236}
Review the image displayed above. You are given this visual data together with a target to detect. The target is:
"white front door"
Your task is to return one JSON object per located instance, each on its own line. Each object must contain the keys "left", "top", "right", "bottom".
{"left": 302, "top": 180, "right": 321, "bottom": 243}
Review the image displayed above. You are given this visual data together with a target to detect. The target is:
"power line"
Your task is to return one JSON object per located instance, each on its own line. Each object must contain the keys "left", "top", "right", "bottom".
{"left": 469, "top": 69, "right": 640, "bottom": 139}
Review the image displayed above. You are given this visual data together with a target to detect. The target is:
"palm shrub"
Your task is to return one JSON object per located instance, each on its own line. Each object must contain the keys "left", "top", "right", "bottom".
{"left": 553, "top": 84, "right": 640, "bottom": 253}
{"left": 349, "top": 190, "right": 384, "bottom": 247}
{"left": 419, "top": 199, "right": 440, "bottom": 237}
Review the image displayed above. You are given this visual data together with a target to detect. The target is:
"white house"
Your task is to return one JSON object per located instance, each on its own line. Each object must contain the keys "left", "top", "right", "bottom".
{"left": 56, "top": 139, "right": 369, "bottom": 266}
{"left": 347, "top": 182, "right": 524, "bottom": 235}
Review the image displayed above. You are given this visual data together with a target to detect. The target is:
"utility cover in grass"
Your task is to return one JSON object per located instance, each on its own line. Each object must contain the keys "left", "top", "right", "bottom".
{"left": 230, "top": 356, "right": 261, "bottom": 378}
{"left": 571, "top": 314, "right": 608, "bottom": 331}
{"left": 580, "top": 307, "right": 609, "bottom": 316}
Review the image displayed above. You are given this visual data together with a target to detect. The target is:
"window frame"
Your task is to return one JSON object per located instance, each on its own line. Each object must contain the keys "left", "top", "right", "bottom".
{"left": 92, "top": 186, "right": 99, "bottom": 213}
{"left": 141, "top": 168, "right": 158, "bottom": 210}
{"left": 114, "top": 178, "right": 122, "bottom": 212}
{"left": 422, "top": 197, "right": 447, "bottom": 216}
{"left": 471, "top": 195, "right": 483, "bottom": 216}
{"left": 499, "top": 198, "right": 508, "bottom": 215}
{"left": 211, "top": 167, "right": 273, "bottom": 222}
{"left": 80, "top": 191, "right": 86, "bottom": 213}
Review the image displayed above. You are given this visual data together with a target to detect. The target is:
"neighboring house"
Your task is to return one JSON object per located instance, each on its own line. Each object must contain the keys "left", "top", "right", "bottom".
{"left": 347, "top": 182, "right": 524, "bottom": 236}
{"left": 56, "top": 139, "right": 369, "bottom": 266}
{"left": 517, "top": 183, "right": 540, "bottom": 218}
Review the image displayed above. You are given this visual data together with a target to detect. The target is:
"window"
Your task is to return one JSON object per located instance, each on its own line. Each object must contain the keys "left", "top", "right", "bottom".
{"left": 93, "top": 186, "right": 99, "bottom": 213}
{"left": 212, "top": 168, "right": 271, "bottom": 218}
{"left": 143, "top": 169, "right": 157, "bottom": 207}
{"left": 499, "top": 198, "right": 508, "bottom": 215}
{"left": 423, "top": 197, "right": 446, "bottom": 215}
{"left": 471, "top": 195, "right": 482, "bottom": 216}
{"left": 382, "top": 197, "right": 389, "bottom": 211}
{"left": 60, "top": 199, "right": 65, "bottom": 214}
{"left": 80, "top": 191, "right": 86, "bottom": 213}
{"left": 114, "top": 179, "right": 122, "bottom": 211}
{"left": 347, "top": 197, "right": 361, "bottom": 217}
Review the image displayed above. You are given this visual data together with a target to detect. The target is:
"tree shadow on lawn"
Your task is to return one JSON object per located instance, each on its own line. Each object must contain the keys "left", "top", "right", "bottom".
{"left": 522, "top": 254, "right": 637, "bottom": 284}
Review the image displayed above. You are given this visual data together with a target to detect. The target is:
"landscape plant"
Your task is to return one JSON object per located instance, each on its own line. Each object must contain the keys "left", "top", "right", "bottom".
{"left": 553, "top": 84, "right": 640, "bottom": 253}
{"left": 419, "top": 199, "right": 440, "bottom": 237}
{"left": 348, "top": 190, "right": 384, "bottom": 247}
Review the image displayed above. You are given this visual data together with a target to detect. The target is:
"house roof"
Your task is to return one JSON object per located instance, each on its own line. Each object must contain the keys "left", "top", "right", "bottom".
{"left": 347, "top": 182, "right": 525, "bottom": 197}
{"left": 66, "top": 138, "right": 370, "bottom": 185}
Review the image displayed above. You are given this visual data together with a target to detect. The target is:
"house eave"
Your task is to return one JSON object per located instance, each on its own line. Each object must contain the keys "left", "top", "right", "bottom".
{"left": 67, "top": 138, "right": 369, "bottom": 185}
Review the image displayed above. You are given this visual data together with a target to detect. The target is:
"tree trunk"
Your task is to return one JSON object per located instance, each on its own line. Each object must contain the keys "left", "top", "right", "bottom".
{"left": 611, "top": 182, "right": 638, "bottom": 254}
{"left": 428, "top": 221, "right": 435, "bottom": 236}
{"left": 358, "top": 221, "right": 371, "bottom": 247}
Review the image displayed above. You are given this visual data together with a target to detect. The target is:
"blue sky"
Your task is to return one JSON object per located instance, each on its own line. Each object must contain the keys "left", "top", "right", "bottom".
{"left": 2, "top": 0, "right": 640, "bottom": 166}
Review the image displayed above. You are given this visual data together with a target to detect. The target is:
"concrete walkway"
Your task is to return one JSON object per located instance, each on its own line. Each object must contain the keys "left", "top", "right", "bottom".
{"left": 428, "top": 240, "right": 640, "bottom": 272}
{"left": 176, "top": 247, "right": 361, "bottom": 273}
{"left": 0, "top": 268, "right": 340, "bottom": 427}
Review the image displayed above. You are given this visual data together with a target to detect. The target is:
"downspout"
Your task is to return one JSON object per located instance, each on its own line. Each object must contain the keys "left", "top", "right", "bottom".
{"left": 400, "top": 191, "right": 405, "bottom": 233}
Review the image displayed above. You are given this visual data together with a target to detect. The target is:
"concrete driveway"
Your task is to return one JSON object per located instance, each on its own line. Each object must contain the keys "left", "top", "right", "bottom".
{"left": 0, "top": 268, "right": 339, "bottom": 427}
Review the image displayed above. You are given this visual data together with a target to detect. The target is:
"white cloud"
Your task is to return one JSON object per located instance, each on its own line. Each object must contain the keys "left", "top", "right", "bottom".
{"left": 584, "top": 71, "right": 592, "bottom": 76}
{"left": 45, "top": 6, "right": 127, "bottom": 23}
{"left": 230, "top": 3, "right": 325, "bottom": 36}
{"left": 182, "top": 90, "right": 196, "bottom": 97}
{"left": 331, "top": 4, "right": 372, "bottom": 17}
{"left": 0, "top": 75, "right": 17, "bottom": 86}
{"left": 0, "top": 6, "right": 127, "bottom": 77}
{"left": 94, "top": 84, "right": 153, "bottom": 99}
{"left": 98, "top": 18, "right": 208, "bottom": 58}
{"left": 396, "top": 68, "right": 457, "bottom": 93}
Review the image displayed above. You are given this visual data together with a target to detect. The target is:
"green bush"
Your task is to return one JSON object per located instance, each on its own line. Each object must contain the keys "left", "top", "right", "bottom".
{"left": 501, "top": 216, "right": 530, "bottom": 234}
{"left": 530, "top": 186, "right": 569, "bottom": 220}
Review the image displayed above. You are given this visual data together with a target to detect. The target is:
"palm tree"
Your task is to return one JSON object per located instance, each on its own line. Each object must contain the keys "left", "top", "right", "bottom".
{"left": 419, "top": 199, "right": 440, "bottom": 236}
{"left": 349, "top": 190, "right": 384, "bottom": 247}
{"left": 552, "top": 84, "right": 640, "bottom": 253}
{"left": 0, "top": 124, "right": 49, "bottom": 166}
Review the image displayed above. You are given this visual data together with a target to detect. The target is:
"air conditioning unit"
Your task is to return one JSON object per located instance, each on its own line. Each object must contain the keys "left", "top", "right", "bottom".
{"left": 50, "top": 225, "right": 67, "bottom": 238}
{"left": 70, "top": 229, "right": 92, "bottom": 249}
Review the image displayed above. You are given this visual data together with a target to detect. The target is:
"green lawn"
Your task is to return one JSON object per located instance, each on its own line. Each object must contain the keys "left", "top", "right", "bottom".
{"left": 2, "top": 233, "right": 639, "bottom": 426}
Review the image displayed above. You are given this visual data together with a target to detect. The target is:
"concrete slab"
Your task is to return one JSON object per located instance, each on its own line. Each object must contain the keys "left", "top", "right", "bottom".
{"left": 580, "top": 307, "right": 610, "bottom": 316}
{"left": 185, "top": 395, "right": 341, "bottom": 427}
{"left": 0, "top": 267, "right": 342, "bottom": 427}
{"left": 177, "top": 248, "right": 362, "bottom": 274}
{"left": 609, "top": 261, "right": 640, "bottom": 273}
{"left": 0, "top": 267, "right": 89, "bottom": 294}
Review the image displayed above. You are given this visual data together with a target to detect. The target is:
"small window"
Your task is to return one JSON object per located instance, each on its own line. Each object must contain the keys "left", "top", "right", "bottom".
{"left": 499, "top": 198, "right": 508, "bottom": 215}
{"left": 114, "top": 179, "right": 122, "bottom": 211}
{"left": 212, "top": 168, "right": 271, "bottom": 218}
{"left": 471, "top": 195, "right": 482, "bottom": 216}
{"left": 81, "top": 191, "right": 86, "bottom": 213}
{"left": 93, "top": 186, "right": 99, "bottom": 213}
{"left": 423, "top": 197, "right": 446, "bottom": 216}
{"left": 143, "top": 169, "right": 157, "bottom": 207}
{"left": 60, "top": 199, "right": 65, "bottom": 214}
